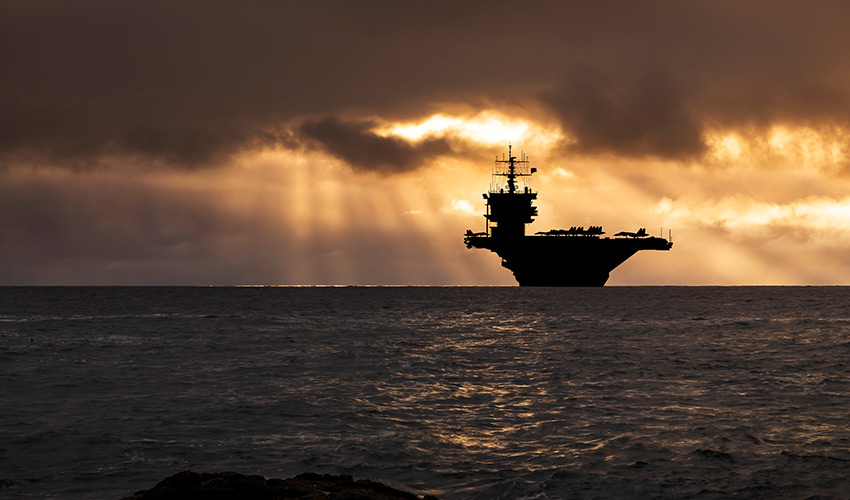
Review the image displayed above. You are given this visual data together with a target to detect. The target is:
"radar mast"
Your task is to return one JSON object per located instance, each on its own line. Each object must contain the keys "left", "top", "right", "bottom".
{"left": 492, "top": 144, "right": 535, "bottom": 195}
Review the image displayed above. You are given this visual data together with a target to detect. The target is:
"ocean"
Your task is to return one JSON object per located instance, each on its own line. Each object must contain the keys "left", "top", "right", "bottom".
{"left": 2, "top": 286, "right": 850, "bottom": 499}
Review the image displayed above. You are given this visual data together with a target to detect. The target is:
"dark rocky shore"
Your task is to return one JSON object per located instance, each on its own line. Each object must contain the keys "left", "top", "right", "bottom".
{"left": 121, "top": 471, "right": 440, "bottom": 500}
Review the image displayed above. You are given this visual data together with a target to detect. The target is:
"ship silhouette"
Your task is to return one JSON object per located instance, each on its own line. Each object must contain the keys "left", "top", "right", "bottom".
{"left": 464, "top": 146, "right": 672, "bottom": 286}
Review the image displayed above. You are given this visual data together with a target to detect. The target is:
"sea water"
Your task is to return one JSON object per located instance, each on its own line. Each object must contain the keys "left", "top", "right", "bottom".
{"left": 2, "top": 286, "right": 850, "bottom": 499}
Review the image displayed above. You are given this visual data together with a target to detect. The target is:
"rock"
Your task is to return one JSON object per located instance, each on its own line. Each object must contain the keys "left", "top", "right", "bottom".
{"left": 120, "top": 470, "right": 441, "bottom": 500}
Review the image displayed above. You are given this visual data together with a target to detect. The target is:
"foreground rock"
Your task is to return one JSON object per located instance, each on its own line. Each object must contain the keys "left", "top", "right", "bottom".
{"left": 121, "top": 471, "right": 440, "bottom": 500}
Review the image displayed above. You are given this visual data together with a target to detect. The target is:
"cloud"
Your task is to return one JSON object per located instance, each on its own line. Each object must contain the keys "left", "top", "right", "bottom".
{"left": 652, "top": 195, "right": 850, "bottom": 247}
{"left": 443, "top": 199, "right": 478, "bottom": 216}
{"left": 542, "top": 65, "right": 705, "bottom": 160}
{"left": 296, "top": 116, "right": 453, "bottom": 173}
{"left": 5, "top": 1, "right": 850, "bottom": 169}
{"left": 0, "top": 172, "right": 270, "bottom": 283}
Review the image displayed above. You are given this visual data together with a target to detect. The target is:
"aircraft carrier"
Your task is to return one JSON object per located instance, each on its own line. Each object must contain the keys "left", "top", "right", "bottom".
{"left": 464, "top": 146, "right": 672, "bottom": 286}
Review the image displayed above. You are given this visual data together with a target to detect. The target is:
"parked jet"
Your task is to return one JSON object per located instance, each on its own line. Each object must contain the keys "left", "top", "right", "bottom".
{"left": 614, "top": 228, "right": 648, "bottom": 238}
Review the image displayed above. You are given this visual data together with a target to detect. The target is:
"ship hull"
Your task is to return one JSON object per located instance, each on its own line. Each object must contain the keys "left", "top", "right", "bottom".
{"left": 466, "top": 235, "right": 672, "bottom": 286}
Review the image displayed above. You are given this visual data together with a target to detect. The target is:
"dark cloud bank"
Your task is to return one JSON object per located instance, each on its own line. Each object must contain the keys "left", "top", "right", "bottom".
{"left": 297, "top": 117, "right": 453, "bottom": 173}
{"left": 4, "top": 0, "right": 850, "bottom": 170}
{"left": 543, "top": 65, "right": 706, "bottom": 160}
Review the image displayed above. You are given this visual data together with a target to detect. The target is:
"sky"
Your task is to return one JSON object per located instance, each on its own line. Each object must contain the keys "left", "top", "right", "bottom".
{"left": 3, "top": 0, "right": 850, "bottom": 285}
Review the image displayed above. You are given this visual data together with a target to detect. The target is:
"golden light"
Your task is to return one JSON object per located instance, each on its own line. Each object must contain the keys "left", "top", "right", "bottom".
{"left": 705, "top": 132, "right": 745, "bottom": 161}
{"left": 225, "top": 119, "right": 850, "bottom": 285}
{"left": 707, "top": 125, "right": 849, "bottom": 169}
{"left": 141, "top": 119, "right": 850, "bottom": 285}
{"left": 769, "top": 127, "right": 792, "bottom": 152}
{"left": 652, "top": 194, "right": 850, "bottom": 242}
{"left": 378, "top": 111, "right": 563, "bottom": 150}
{"left": 216, "top": 143, "right": 518, "bottom": 284}
{"left": 444, "top": 199, "right": 478, "bottom": 216}
{"left": 721, "top": 135, "right": 742, "bottom": 159}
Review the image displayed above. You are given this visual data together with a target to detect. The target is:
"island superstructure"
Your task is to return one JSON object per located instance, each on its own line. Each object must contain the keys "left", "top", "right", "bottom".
{"left": 464, "top": 146, "right": 672, "bottom": 286}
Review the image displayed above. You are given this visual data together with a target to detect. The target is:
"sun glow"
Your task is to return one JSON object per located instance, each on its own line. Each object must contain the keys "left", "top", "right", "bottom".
{"left": 706, "top": 125, "right": 850, "bottom": 168}
{"left": 128, "top": 118, "right": 850, "bottom": 286}
{"left": 223, "top": 147, "right": 514, "bottom": 285}
{"left": 233, "top": 118, "right": 850, "bottom": 285}
{"left": 653, "top": 195, "right": 850, "bottom": 242}
{"left": 379, "top": 111, "right": 563, "bottom": 150}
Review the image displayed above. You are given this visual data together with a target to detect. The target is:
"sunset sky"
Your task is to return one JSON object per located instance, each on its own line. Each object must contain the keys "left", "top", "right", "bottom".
{"left": 4, "top": 1, "right": 850, "bottom": 285}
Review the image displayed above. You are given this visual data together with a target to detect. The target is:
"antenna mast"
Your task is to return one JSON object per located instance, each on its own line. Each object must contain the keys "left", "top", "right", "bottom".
{"left": 493, "top": 143, "right": 532, "bottom": 194}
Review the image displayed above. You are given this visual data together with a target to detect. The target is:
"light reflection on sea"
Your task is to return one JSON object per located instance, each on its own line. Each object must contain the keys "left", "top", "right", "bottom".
{"left": 1, "top": 286, "right": 850, "bottom": 499}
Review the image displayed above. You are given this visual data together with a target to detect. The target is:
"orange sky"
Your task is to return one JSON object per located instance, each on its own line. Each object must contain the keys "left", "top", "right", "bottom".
{"left": 3, "top": 1, "right": 850, "bottom": 285}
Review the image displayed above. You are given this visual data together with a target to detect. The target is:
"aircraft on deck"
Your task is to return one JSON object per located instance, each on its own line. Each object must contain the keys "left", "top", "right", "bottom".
{"left": 614, "top": 228, "right": 648, "bottom": 238}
